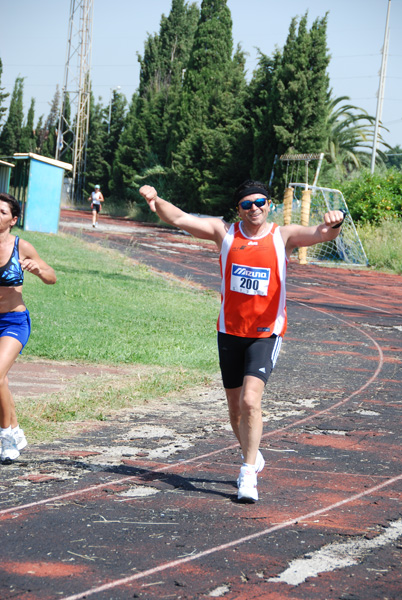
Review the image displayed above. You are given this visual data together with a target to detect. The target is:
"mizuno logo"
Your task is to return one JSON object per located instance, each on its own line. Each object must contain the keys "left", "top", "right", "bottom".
{"left": 232, "top": 266, "right": 268, "bottom": 279}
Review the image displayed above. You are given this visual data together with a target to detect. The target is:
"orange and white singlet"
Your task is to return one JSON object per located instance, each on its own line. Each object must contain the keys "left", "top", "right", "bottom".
{"left": 218, "top": 221, "right": 287, "bottom": 338}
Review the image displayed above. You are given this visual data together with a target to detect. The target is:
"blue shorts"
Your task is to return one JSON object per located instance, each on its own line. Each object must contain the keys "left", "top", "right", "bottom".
{"left": 0, "top": 310, "right": 31, "bottom": 353}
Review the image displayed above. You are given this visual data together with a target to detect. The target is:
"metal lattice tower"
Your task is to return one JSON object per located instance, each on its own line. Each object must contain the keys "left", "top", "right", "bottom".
{"left": 56, "top": 0, "right": 94, "bottom": 202}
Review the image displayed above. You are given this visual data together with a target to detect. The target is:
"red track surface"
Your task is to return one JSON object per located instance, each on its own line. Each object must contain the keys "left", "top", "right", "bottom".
{"left": 0, "top": 209, "right": 401, "bottom": 600}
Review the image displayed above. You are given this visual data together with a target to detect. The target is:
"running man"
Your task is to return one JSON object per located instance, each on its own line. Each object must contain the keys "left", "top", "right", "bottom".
{"left": 139, "top": 181, "right": 345, "bottom": 502}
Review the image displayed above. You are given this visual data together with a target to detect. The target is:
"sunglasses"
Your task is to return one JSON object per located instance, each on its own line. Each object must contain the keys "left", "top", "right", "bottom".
{"left": 238, "top": 198, "right": 268, "bottom": 210}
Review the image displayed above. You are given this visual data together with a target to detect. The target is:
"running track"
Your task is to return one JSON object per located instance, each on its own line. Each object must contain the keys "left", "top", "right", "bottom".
{"left": 0, "top": 210, "right": 401, "bottom": 599}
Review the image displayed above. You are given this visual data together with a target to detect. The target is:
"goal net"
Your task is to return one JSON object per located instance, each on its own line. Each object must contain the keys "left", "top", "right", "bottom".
{"left": 272, "top": 184, "right": 369, "bottom": 267}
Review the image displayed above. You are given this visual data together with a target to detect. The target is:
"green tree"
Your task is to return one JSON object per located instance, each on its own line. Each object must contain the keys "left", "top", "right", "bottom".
{"left": 20, "top": 98, "right": 36, "bottom": 152}
{"left": 103, "top": 89, "right": 126, "bottom": 195}
{"left": 248, "top": 13, "right": 331, "bottom": 195}
{"left": 321, "top": 96, "right": 389, "bottom": 183}
{"left": 85, "top": 93, "right": 108, "bottom": 193}
{"left": 172, "top": 0, "right": 249, "bottom": 216}
{"left": 384, "top": 145, "right": 402, "bottom": 171}
{"left": 247, "top": 51, "right": 280, "bottom": 184}
{"left": 37, "top": 86, "right": 60, "bottom": 157}
{"left": 0, "top": 59, "right": 10, "bottom": 128}
{"left": 0, "top": 76, "right": 24, "bottom": 156}
{"left": 57, "top": 91, "right": 73, "bottom": 165}
{"left": 113, "top": 0, "right": 199, "bottom": 202}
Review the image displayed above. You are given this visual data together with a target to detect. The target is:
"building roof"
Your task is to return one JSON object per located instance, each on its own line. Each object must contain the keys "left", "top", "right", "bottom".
{"left": 13, "top": 153, "right": 72, "bottom": 171}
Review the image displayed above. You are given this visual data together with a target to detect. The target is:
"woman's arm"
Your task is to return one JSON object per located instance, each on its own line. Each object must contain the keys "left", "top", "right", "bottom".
{"left": 19, "top": 239, "right": 57, "bottom": 285}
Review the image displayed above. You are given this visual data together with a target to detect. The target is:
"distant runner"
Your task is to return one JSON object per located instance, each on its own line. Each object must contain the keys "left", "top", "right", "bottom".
{"left": 139, "top": 181, "right": 345, "bottom": 502}
{"left": 88, "top": 184, "right": 104, "bottom": 228}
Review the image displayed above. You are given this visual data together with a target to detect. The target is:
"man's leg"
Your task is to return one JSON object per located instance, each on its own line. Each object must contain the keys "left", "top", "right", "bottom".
{"left": 225, "top": 374, "right": 265, "bottom": 465}
{"left": 225, "top": 385, "right": 242, "bottom": 444}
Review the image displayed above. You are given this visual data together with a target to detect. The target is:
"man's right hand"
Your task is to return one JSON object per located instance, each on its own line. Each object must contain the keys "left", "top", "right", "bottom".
{"left": 139, "top": 185, "right": 157, "bottom": 212}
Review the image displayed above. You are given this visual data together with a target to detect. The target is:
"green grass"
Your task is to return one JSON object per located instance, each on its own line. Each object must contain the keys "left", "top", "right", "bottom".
{"left": 19, "top": 229, "right": 220, "bottom": 371}
{"left": 13, "top": 229, "right": 221, "bottom": 442}
{"left": 17, "top": 364, "right": 212, "bottom": 443}
{"left": 13, "top": 221, "right": 401, "bottom": 443}
{"left": 357, "top": 220, "right": 402, "bottom": 275}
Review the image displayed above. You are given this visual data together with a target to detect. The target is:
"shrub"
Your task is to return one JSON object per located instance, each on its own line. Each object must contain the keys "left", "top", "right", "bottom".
{"left": 338, "top": 168, "right": 402, "bottom": 223}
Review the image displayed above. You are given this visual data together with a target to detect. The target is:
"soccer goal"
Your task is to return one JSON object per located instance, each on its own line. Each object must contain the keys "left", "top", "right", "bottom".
{"left": 272, "top": 183, "right": 369, "bottom": 267}
{"left": 270, "top": 153, "right": 368, "bottom": 267}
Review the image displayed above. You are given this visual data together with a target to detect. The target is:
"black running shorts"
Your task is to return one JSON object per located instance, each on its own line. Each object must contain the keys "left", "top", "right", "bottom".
{"left": 217, "top": 332, "right": 282, "bottom": 389}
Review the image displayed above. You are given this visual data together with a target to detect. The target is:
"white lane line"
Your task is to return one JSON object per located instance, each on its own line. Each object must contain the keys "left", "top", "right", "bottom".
{"left": 0, "top": 300, "right": 384, "bottom": 517}
{"left": 269, "top": 517, "right": 402, "bottom": 585}
{"left": 59, "top": 472, "right": 402, "bottom": 600}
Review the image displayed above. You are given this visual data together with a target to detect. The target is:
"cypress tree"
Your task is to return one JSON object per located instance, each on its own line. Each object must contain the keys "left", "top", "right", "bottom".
{"left": 247, "top": 50, "right": 281, "bottom": 183}
{"left": 113, "top": 0, "right": 199, "bottom": 202}
{"left": 138, "top": 0, "right": 198, "bottom": 164}
{"left": 59, "top": 92, "right": 73, "bottom": 165}
{"left": 102, "top": 89, "right": 126, "bottom": 195}
{"left": 39, "top": 86, "right": 61, "bottom": 158}
{"left": 0, "top": 76, "right": 24, "bottom": 157}
{"left": 85, "top": 93, "right": 108, "bottom": 192}
{"left": 248, "top": 12, "right": 331, "bottom": 195}
{"left": 20, "top": 98, "right": 36, "bottom": 152}
{"left": 0, "top": 59, "right": 9, "bottom": 129}
{"left": 112, "top": 95, "right": 151, "bottom": 202}
{"left": 172, "top": 0, "right": 249, "bottom": 216}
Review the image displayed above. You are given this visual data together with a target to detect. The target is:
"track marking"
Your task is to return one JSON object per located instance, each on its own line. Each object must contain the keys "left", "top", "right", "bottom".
{"left": 288, "top": 279, "right": 402, "bottom": 315}
{"left": 3, "top": 224, "right": 396, "bottom": 597}
{"left": 59, "top": 472, "right": 402, "bottom": 600}
{"left": 0, "top": 301, "right": 384, "bottom": 517}
{"left": 288, "top": 284, "right": 395, "bottom": 315}
{"left": 269, "top": 517, "right": 402, "bottom": 585}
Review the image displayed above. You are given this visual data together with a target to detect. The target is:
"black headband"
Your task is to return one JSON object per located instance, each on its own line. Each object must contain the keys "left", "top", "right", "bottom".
{"left": 235, "top": 186, "right": 271, "bottom": 204}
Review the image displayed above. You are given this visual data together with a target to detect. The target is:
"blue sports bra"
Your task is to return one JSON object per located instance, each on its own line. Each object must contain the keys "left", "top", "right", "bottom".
{"left": 0, "top": 237, "right": 24, "bottom": 287}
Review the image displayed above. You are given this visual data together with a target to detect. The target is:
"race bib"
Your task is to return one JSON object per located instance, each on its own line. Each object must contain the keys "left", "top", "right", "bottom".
{"left": 230, "top": 263, "right": 270, "bottom": 296}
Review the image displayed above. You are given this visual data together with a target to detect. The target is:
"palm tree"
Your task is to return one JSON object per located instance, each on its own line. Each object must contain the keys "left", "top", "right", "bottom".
{"left": 325, "top": 96, "right": 389, "bottom": 177}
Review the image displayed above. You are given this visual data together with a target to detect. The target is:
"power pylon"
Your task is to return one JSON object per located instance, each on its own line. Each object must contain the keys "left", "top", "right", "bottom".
{"left": 56, "top": 0, "right": 94, "bottom": 202}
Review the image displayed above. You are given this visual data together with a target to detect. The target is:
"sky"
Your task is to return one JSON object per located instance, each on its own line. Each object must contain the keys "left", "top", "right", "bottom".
{"left": 1, "top": 0, "right": 401, "bottom": 149}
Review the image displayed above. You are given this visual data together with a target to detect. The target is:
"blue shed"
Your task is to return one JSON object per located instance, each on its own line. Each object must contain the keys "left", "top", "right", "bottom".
{"left": 11, "top": 153, "right": 72, "bottom": 234}
{"left": 0, "top": 159, "right": 14, "bottom": 193}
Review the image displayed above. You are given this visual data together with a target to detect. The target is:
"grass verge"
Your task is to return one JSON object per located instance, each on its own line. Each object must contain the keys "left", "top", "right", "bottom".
{"left": 357, "top": 219, "right": 402, "bottom": 275}
{"left": 16, "top": 363, "right": 213, "bottom": 444}
{"left": 14, "top": 229, "right": 221, "bottom": 440}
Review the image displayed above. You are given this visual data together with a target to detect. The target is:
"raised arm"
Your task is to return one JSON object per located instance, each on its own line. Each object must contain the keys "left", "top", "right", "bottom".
{"left": 19, "top": 239, "right": 57, "bottom": 285}
{"left": 139, "top": 185, "right": 229, "bottom": 249}
{"left": 280, "top": 210, "right": 345, "bottom": 258}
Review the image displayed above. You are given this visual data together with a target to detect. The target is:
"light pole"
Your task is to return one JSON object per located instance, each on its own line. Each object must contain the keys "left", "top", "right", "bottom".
{"left": 371, "top": 0, "right": 391, "bottom": 173}
{"left": 108, "top": 86, "right": 121, "bottom": 134}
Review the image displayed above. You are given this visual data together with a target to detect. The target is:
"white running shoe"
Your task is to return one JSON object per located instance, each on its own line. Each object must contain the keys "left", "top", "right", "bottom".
{"left": 1, "top": 433, "right": 20, "bottom": 464}
{"left": 240, "top": 450, "right": 265, "bottom": 474}
{"left": 13, "top": 428, "right": 27, "bottom": 451}
{"left": 237, "top": 466, "right": 258, "bottom": 503}
{"left": 254, "top": 450, "right": 265, "bottom": 474}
